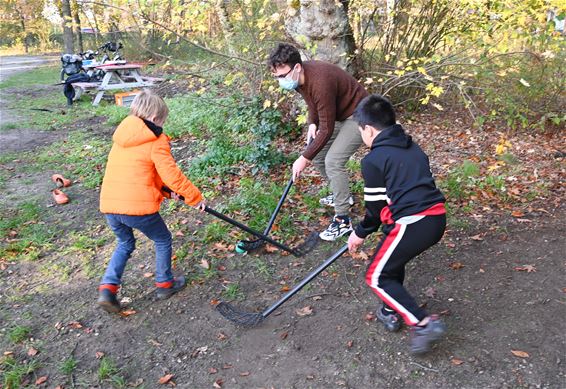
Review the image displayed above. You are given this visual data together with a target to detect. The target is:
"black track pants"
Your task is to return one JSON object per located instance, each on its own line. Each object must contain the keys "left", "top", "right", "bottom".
{"left": 365, "top": 215, "right": 446, "bottom": 325}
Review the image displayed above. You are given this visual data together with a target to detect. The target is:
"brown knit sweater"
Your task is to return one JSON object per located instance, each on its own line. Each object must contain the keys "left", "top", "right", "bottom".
{"left": 297, "top": 60, "right": 369, "bottom": 160}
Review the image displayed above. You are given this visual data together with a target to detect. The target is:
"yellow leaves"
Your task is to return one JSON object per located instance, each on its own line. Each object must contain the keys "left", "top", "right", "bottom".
{"left": 495, "top": 137, "right": 512, "bottom": 155}
{"left": 263, "top": 100, "right": 272, "bottom": 109}
{"left": 296, "top": 113, "right": 307, "bottom": 126}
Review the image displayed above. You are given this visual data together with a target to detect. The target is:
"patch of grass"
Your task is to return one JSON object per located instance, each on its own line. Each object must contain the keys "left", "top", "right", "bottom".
{"left": 222, "top": 282, "right": 244, "bottom": 300}
{"left": 253, "top": 258, "right": 274, "bottom": 281}
{"left": 0, "top": 122, "right": 18, "bottom": 131}
{"left": 35, "top": 131, "right": 110, "bottom": 189}
{"left": 223, "top": 177, "right": 296, "bottom": 235}
{"left": 98, "top": 356, "right": 126, "bottom": 387}
{"left": 67, "top": 232, "right": 107, "bottom": 252}
{"left": 203, "top": 221, "right": 230, "bottom": 243}
{"left": 0, "top": 201, "right": 54, "bottom": 261}
{"left": 8, "top": 325, "right": 31, "bottom": 343}
{"left": 0, "top": 65, "right": 59, "bottom": 89}
{"left": 40, "top": 261, "right": 72, "bottom": 282}
{"left": 94, "top": 104, "right": 129, "bottom": 126}
{"left": 174, "top": 244, "right": 191, "bottom": 264}
{"left": 1, "top": 356, "right": 39, "bottom": 389}
{"left": 59, "top": 357, "right": 78, "bottom": 375}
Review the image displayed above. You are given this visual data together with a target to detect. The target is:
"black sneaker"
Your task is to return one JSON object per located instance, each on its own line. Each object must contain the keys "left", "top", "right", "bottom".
{"left": 376, "top": 308, "right": 401, "bottom": 332}
{"left": 409, "top": 315, "right": 446, "bottom": 354}
{"left": 97, "top": 288, "right": 121, "bottom": 313}
{"left": 319, "top": 216, "right": 353, "bottom": 241}
{"left": 156, "top": 276, "right": 186, "bottom": 300}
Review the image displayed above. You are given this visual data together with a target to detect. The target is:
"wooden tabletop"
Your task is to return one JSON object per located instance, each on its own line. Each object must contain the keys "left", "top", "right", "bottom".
{"left": 95, "top": 64, "right": 142, "bottom": 70}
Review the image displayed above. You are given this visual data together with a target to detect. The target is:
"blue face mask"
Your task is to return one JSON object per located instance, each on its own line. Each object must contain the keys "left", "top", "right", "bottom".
{"left": 278, "top": 68, "right": 299, "bottom": 90}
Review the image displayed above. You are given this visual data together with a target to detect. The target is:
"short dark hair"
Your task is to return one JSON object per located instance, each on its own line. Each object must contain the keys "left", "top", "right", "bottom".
{"left": 354, "top": 94, "right": 396, "bottom": 129}
{"left": 267, "top": 43, "right": 302, "bottom": 70}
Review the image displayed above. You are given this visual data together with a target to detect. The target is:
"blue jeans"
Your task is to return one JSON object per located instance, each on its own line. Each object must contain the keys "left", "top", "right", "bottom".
{"left": 101, "top": 213, "right": 173, "bottom": 286}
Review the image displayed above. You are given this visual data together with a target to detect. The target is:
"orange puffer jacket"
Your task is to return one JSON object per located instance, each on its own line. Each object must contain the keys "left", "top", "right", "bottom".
{"left": 99, "top": 115, "right": 202, "bottom": 215}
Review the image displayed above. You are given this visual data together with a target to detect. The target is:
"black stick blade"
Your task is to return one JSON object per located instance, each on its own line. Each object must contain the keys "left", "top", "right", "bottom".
{"left": 216, "top": 301, "right": 265, "bottom": 327}
{"left": 294, "top": 231, "right": 321, "bottom": 256}
{"left": 237, "top": 239, "right": 266, "bottom": 252}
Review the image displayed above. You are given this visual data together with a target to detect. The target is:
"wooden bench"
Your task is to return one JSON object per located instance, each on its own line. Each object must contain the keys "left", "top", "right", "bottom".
{"left": 71, "top": 81, "right": 101, "bottom": 100}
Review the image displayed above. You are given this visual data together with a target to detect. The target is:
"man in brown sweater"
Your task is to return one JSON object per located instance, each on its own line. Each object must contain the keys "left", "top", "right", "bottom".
{"left": 268, "top": 43, "right": 369, "bottom": 241}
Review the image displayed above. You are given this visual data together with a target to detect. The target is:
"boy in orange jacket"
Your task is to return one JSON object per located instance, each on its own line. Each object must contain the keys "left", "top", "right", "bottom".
{"left": 98, "top": 89, "right": 205, "bottom": 313}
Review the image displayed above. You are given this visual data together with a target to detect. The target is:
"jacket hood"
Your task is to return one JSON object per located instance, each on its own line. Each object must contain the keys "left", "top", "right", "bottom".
{"left": 113, "top": 116, "right": 158, "bottom": 147}
{"left": 371, "top": 124, "right": 412, "bottom": 149}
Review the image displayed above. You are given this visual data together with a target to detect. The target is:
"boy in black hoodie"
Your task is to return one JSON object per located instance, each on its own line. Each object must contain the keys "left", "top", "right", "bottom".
{"left": 348, "top": 94, "right": 447, "bottom": 354}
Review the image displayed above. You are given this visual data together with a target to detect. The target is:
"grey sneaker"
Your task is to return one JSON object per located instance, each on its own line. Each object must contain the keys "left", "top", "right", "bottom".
{"left": 156, "top": 276, "right": 186, "bottom": 300}
{"left": 409, "top": 315, "right": 446, "bottom": 354}
{"left": 376, "top": 308, "right": 401, "bottom": 332}
{"left": 319, "top": 194, "right": 354, "bottom": 208}
{"left": 319, "top": 216, "right": 353, "bottom": 241}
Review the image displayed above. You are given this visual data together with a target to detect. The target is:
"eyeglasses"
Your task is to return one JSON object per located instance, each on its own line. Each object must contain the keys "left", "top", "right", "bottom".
{"left": 274, "top": 67, "right": 294, "bottom": 79}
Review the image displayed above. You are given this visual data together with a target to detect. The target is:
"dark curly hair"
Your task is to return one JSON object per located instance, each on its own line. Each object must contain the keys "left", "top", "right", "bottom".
{"left": 267, "top": 43, "right": 302, "bottom": 70}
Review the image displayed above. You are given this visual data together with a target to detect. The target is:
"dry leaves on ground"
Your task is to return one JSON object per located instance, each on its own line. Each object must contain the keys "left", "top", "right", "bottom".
{"left": 511, "top": 350, "right": 530, "bottom": 358}
{"left": 158, "top": 374, "right": 174, "bottom": 385}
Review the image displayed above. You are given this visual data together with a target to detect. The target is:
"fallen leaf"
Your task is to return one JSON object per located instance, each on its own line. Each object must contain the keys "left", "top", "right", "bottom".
{"left": 346, "top": 340, "right": 353, "bottom": 348}
{"left": 296, "top": 306, "right": 313, "bottom": 317}
{"left": 210, "top": 299, "right": 220, "bottom": 306}
{"left": 209, "top": 367, "right": 218, "bottom": 374}
{"left": 280, "top": 285, "right": 290, "bottom": 292}
{"left": 511, "top": 350, "right": 529, "bottom": 358}
{"left": 239, "top": 371, "right": 250, "bottom": 377}
{"left": 95, "top": 351, "right": 105, "bottom": 359}
{"left": 280, "top": 331, "right": 288, "bottom": 340}
{"left": 200, "top": 259, "right": 210, "bottom": 269}
{"left": 3, "top": 351, "right": 13, "bottom": 356}
{"left": 514, "top": 265, "right": 536, "bottom": 273}
{"left": 55, "top": 386, "right": 64, "bottom": 389}
{"left": 424, "top": 287, "right": 436, "bottom": 298}
{"left": 217, "top": 333, "right": 227, "bottom": 341}
{"left": 120, "top": 309, "right": 137, "bottom": 317}
{"left": 470, "top": 234, "right": 484, "bottom": 241}
{"left": 213, "top": 378, "right": 223, "bottom": 388}
{"left": 511, "top": 210, "right": 525, "bottom": 218}
{"left": 222, "top": 364, "right": 233, "bottom": 369}
{"left": 128, "top": 378, "right": 144, "bottom": 387}
{"left": 143, "top": 272, "right": 154, "bottom": 278}
{"left": 27, "top": 347, "right": 39, "bottom": 356}
{"left": 264, "top": 245, "right": 278, "bottom": 253}
{"left": 68, "top": 321, "right": 83, "bottom": 329}
{"left": 35, "top": 376, "right": 48, "bottom": 385}
{"left": 158, "top": 374, "right": 174, "bottom": 385}
{"left": 148, "top": 339, "right": 162, "bottom": 347}
{"left": 175, "top": 230, "right": 184, "bottom": 237}
{"left": 451, "top": 358, "right": 464, "bottom": 365}
{"left": 217, "top": 265, "right": 226, "bottom": 271}
{"left": 449, "top": 262, "right": 465, "bottom": 270}
{"left": 312, "top": 296, "right": 323, "bottom": 301}
{"left": 365, "top": 313, "right": 375, "bottom": 321}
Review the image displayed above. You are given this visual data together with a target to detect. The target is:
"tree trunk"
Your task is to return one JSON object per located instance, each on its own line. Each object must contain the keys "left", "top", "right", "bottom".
{"left": 72, "top": 0, "right": 83, "bottom": 53}
{"left": 17, "top": 9, "right": 28, "bottom": 53}
{"left": 214, "top": 0, "right": 235, "bottom": 54}
{"left": 61, "top": 0, "right": 74, "bottom": 53}
{"left": 285, "top": 0, "right": 359, "bottom": 75}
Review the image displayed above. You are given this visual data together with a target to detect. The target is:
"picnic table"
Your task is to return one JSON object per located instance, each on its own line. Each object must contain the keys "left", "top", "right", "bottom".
{"left": 72, "top": 63, "right": 163, "bottom": 106}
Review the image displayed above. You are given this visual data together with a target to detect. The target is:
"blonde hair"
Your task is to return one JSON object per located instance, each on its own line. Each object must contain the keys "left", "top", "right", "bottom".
{"left": 129, "top": 89, "right": 169, "bottom": 122}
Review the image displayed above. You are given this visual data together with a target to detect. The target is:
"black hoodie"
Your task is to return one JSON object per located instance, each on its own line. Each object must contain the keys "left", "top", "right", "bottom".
{"left": 355, "top": 124, "right": 445, "bottom": 239}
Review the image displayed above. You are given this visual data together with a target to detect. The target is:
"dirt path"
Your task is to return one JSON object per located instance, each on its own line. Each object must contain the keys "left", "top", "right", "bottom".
{"left": 1, "top": 65, "right": 565, "bottom": 388}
